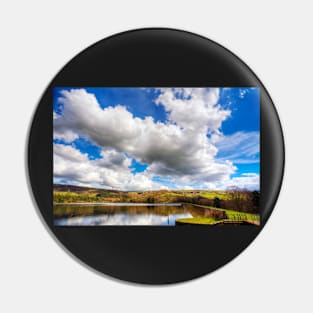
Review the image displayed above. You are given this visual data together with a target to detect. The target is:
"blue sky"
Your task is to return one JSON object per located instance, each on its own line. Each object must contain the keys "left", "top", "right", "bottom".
{"left": 53, "top": 87, "right": 260, "bottom": 190}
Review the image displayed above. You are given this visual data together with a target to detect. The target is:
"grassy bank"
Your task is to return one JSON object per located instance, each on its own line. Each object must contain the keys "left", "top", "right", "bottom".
{"left": 54, "top": 188, "right": 248, "bottom": 204}
{"left": 176, "top": 204, "right": 260, "bottom": 225}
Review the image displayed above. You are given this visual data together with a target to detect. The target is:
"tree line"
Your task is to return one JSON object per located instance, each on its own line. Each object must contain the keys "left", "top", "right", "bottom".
{"left": 176, "top": 190, "right": 260, "bottom": 213}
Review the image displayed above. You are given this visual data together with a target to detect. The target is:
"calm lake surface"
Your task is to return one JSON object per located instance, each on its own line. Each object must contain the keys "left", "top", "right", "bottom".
{"left": 54, "top": 203, "right": 204, "bottom": 226}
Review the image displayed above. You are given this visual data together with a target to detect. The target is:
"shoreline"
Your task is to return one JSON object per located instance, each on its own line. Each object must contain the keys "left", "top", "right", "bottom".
{"left": 53, "top": 202, "right": 182, "bottom": 206}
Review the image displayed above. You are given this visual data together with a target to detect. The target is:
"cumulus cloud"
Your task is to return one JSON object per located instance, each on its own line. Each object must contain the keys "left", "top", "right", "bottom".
{"left": 155, "top": 88, "right": 230, "bottom": 132}
{"left": 53, "top": 88, "right": 259, "bottom": 190}
{"left": 53, "top": 89, "right": 236, "bottom": 185}
{"left": 54, "top": 143, "right": 162, "bottom": 191}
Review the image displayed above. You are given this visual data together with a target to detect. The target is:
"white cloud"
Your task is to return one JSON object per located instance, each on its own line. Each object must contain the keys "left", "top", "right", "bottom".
{"left": 222, "top": 173, "right": 260, "bottom": 190}
{"left": 53, "top": 88, "right": 260, "bottom": 190}
{"left": 53, "top": 88, "right": 237, "bottom": 188}
{"left": 215, "top": 131, "right": 260, "bottom": 164}
{"left": 155, "top": 88, "right": 230, "bottom": 132}
{"left": 53, "top": 143, "right": 162, "bottom": 191}
{"left": 239, "top": 88, "right": 248, "bottom": 98}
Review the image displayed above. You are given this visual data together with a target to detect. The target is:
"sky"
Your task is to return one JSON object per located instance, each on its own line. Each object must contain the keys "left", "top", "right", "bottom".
{"left": 53, "top": 87, "right": 260, "bottom": 191}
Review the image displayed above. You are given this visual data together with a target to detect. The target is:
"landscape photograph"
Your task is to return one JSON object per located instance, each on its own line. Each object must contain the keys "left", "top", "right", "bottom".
{"left": 53, "top": 87, "right": 260, "bottom": 226}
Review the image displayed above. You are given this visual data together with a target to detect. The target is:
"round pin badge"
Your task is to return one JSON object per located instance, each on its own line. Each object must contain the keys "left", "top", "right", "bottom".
{"left": 28, "top": 28, "right": 284, "bottom": 284}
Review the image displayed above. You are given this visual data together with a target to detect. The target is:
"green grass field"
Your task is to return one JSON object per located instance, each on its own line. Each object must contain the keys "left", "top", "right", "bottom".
{"left": 53, "top": 189, "right": 236, "bottom": 203}
{"left": 193, "top": 204, "right": 259, "bottom": 221}
{"left": 176, "top": 204, "right": 260, "bottom": 225}
{"left": 175, "top": 218, "right": 259, "bottom": 225}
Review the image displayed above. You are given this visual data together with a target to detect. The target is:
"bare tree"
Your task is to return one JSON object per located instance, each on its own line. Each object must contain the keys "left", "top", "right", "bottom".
{"left": 228, "top": 187, "right": 249, "bottom": 212}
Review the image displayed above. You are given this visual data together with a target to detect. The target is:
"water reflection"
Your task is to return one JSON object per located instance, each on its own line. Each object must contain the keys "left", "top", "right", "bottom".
{"left": 54, "top": 203, "right": 200, "bottom": 226}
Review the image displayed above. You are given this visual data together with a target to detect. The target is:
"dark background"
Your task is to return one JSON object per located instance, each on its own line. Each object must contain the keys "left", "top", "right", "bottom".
{"left": 28, "top": 28, "right": 284, "bottom": 284}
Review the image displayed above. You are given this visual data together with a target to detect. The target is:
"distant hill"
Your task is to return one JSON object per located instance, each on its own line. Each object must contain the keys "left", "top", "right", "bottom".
{"left": 53, "top": 184, "right": 120, "bottom": 194}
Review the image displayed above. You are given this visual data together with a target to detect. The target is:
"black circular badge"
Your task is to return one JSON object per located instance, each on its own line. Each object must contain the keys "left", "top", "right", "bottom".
{"left": 28, "top": 28, "right": 284, "bottom": 284}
